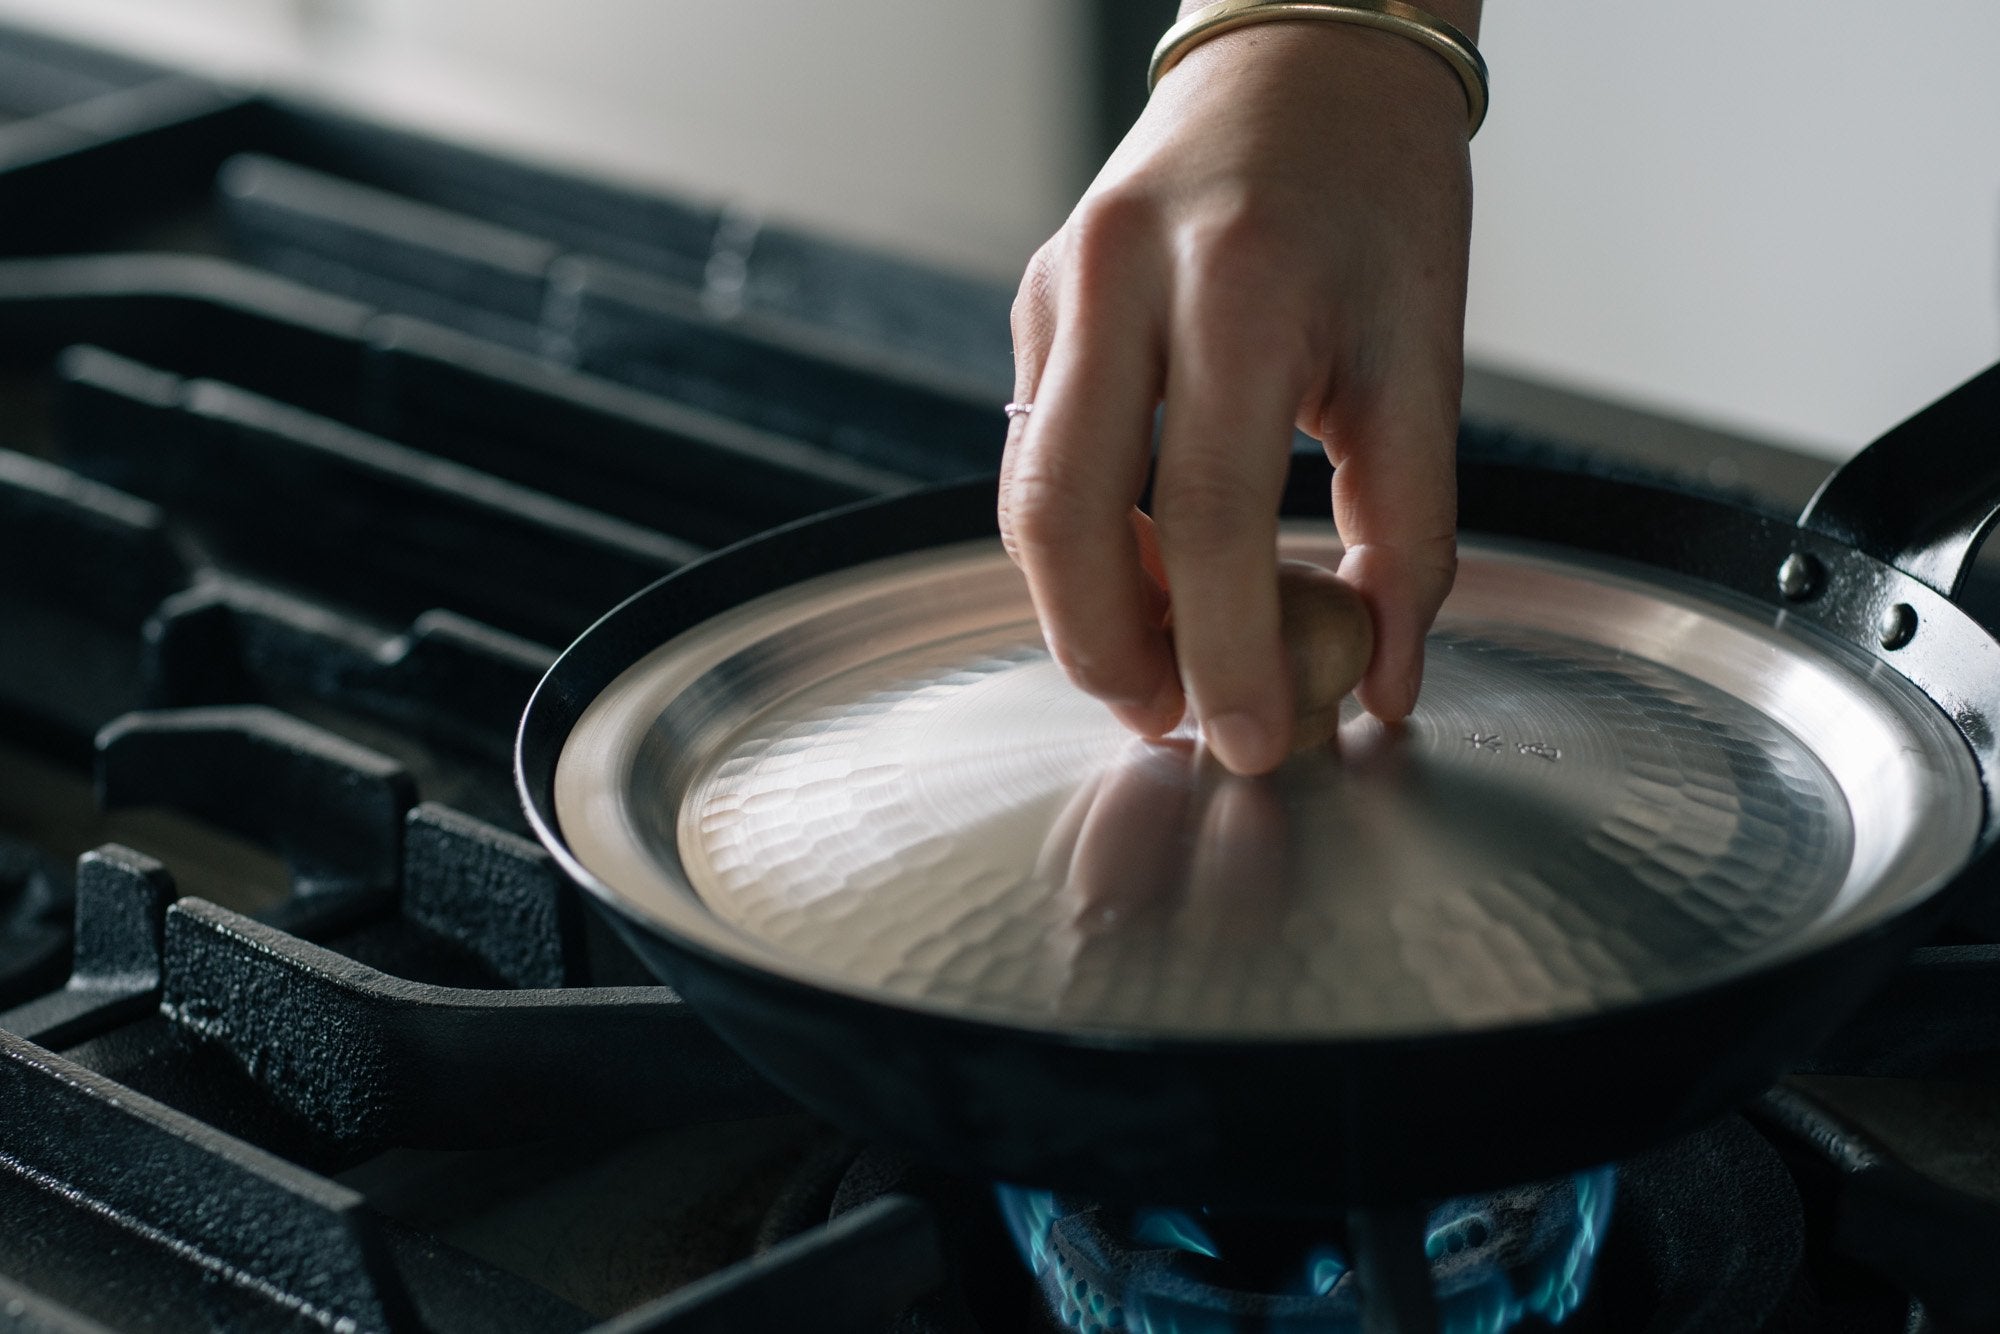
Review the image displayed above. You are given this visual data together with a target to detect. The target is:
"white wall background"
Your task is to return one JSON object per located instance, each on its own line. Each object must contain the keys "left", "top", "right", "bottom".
{"left": 0, "top": 0, "right": 1994, "bottom": 458}
{"left": 1465, "top": 4, "right": 2000, "bottom": 457}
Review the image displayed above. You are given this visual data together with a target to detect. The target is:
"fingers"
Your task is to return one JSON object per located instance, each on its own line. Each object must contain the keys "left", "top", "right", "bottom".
{"left": 999, "top": 208, "right": 1183, "bottom": 738}
{"left": 1006, "top": 192, "right": 1460, "bottom": 753}
{"left": 1151, "top": 278, "right": 1304, "bottom": 776}
{"left": 1324, "top": 359, "right": 1461, "bottom": 722}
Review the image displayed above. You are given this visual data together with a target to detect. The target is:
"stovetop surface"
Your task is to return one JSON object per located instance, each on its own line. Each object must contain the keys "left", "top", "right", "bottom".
{"left": 0, "top": 20, "right": 1996, "bottom": 1334}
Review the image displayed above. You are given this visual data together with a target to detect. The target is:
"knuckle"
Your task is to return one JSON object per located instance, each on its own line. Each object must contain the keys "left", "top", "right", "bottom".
{"left": 995, "top": 495, "right": 1023, "bottom": 567}
{"left": 1184, "top": 250, "right": 1268, "bottom": 316}
{"left": 1010, "top": 244, "right": 1059, "bottom": 342}
{"left": 1063, "top": 190, "right": 1157, "bottom": 294}
{"left": 1179, "top": 203, "right": 1288, "bottom": 297}
{"left": 1402, "top": 531, "right": 1461, "bottom": 586}
{"left": 1022, "top": 238, "right": 1061, "bottom": 290}
{"left": 1049, "top": 636, "right": 1140, "bottom": 703}
{"left": 1004, "top": 469, "right": 1091, "bottom": 555}
{"left": 1071, "top": 189, "right": 1154, "bottom": 252}
{"left": 1421, "top": 543, "right": 1460, "bottom": 602}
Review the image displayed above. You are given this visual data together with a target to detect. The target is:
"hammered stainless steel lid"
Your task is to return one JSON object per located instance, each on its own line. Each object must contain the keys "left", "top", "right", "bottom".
{"left": 552, "top": 527, "right": 1978, "bottom": 1041}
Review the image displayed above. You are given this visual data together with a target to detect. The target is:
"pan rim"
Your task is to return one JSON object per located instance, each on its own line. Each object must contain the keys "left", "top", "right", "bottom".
{"left": 536, "top": 516, "right": 1982, "bottom": 1048}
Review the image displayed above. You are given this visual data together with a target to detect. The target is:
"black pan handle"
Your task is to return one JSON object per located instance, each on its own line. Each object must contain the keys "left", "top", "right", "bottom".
{"left": 1798, "top": 360, "right": 2000, "bottom": 600}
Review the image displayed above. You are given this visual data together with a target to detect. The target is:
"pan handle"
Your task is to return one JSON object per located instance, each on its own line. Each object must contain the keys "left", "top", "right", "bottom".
{"left": 1798, "top": 360, "right": 2000, "bottom": 600}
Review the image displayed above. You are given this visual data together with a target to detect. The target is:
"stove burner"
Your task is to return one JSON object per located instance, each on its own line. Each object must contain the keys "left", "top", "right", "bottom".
{"left": 998, "top": 1169, "right": 1613, "bottom": 1334}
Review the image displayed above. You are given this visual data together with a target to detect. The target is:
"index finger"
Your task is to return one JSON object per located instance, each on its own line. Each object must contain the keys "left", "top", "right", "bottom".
{"left": 1001, "top": 246, "right": 1183, "bottom": 737}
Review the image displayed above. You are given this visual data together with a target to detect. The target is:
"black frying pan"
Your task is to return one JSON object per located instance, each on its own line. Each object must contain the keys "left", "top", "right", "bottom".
{"left": 517, "top": 362, "right": 2000, "bottom": 1210}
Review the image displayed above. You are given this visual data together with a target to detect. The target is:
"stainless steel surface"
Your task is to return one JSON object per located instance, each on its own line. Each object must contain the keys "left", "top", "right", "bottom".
{"left": 553, "top": 531, "right": 1980, "bottom": 1040}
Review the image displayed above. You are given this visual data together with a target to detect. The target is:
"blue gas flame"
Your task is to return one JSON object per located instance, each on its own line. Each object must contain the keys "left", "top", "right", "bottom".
{"left": 996, "top": 1167, "right": 1616, "bottom": 1334}
{"left": 1306, "top": 1247, "right": 1349, "bottom": 1297}
{"left": 1133, "top": 1208, "right": 1221, "bottom": 1258}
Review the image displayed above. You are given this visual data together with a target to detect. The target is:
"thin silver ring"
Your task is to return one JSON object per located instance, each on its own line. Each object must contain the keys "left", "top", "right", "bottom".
{"left": 1003, "top": 401, "right": 1033, "bottom": 421}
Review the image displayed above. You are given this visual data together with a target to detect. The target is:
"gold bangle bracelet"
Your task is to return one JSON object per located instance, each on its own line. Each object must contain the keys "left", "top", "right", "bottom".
{"left": 1147, "top": 0, "right": 1489, "bottom": 137}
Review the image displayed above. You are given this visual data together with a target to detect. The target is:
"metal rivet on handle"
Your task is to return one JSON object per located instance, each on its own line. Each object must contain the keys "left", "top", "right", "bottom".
{"left": 1877, "top": 602, "right": 1917, "bottom": 650}
{"left": 1776, "top": 553, "right": 1823, "bottom": 602}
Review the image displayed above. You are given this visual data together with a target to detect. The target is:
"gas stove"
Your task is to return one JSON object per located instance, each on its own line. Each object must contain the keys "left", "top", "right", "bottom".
{"left": 0, "top": 23, "right": 1995, "bottom": 1334}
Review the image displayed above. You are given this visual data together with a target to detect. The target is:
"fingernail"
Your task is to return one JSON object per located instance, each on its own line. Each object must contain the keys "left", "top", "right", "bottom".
{"left": 1203, "top": 710, "right": 1279, "bottom": 776}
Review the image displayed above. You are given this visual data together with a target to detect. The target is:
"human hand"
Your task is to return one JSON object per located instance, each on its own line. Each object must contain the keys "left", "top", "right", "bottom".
{"left": 1000, "top": 7, "right": 1477, "bottom": 775}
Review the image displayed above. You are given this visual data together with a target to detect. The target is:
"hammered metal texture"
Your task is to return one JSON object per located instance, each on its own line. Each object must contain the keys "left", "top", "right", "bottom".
{"left": 675, "top": 616, "right": 1855, "bottom": 1037}
{"left": 554, "top": 536, "right": 1980, "bottom": 1041}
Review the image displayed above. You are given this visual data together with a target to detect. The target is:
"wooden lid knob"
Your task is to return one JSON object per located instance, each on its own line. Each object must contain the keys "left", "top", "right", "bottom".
{"left": 1278, "top": 560, "right": 1374, "bottom": 752}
